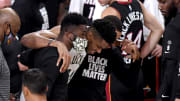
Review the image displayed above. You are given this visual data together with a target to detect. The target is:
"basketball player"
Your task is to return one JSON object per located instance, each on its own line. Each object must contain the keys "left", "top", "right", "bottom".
{"left": 156, "top": 0, "right": 180, "bottom": 101}
{"left": 101, "top": 0, "right": 164, "bottom": 101}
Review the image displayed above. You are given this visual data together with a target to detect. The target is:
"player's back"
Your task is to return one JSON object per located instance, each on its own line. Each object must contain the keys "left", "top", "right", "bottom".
{"left": 110, "top": 0, "right": 145, "bottom": 64}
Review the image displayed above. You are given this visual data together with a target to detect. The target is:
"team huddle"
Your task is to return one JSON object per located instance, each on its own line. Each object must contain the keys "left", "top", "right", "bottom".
{"left": 0, "top": 0, "right": 180, "bottom": 101}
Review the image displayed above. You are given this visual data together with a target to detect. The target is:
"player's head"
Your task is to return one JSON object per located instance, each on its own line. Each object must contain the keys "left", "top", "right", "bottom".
{"left": 86, "top": 19, "right": 116, "bottom": 54}
{"left": 0, "top": 8, "right": 21, "bottom": 43}
{"left": 158, "top": 0, "right": 177, "bottom": 17}
{"left": 0, "top": 0, "right": 11, "bottom": 9}
{"left": 103, "top": 15, "right": 122, "bottom": 39}
{"left": 57, "top": 13, "right": 88, "bottom": 50}
{"left": 22, "top": 68, "right": 48, "bottom": 100}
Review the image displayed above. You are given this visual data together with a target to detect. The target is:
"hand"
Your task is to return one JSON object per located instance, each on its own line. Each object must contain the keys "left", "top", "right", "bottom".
{"left": 17, "top": 61, "right": 29, "bottom": 71}
{"left": 10, "top": 93, "right": 16, "bottom": 101}
{"left": 121, "top": 39, "right": 140, "bottom": 62}
{"left": 151, "top": 44, "right": 162, "bottom": 57}
{"left": 175, "top": 98, "right": 180, "bottom": 101}
{"left": 51, "top": 41, "right": 71, "bottom": 73}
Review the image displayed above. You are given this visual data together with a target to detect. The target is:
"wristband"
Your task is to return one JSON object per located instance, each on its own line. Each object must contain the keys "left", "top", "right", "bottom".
{"left": 48, "top": 39, "right": 54, "bottom": 47}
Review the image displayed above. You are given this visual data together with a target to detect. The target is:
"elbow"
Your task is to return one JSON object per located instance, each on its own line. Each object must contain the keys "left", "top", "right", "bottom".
{"left": 20, "top": 34, "right": 29, "bottom": 46}
{"left": 159, "top": 25, "right": 164, "bottom": 36}
{"left": 20, "top": 34, "right": 37, "bottom": 48}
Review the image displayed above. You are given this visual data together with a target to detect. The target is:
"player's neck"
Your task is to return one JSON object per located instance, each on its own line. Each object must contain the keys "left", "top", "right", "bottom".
{"left": 26, "top": 94, "right": 47, "bottom": 101}
{"left": 57, "top": 36, "right": 72, "bottom": 51}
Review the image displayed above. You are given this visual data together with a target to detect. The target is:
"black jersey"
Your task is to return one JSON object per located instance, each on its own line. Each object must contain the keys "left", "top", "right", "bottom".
{"left": 45, "top": 0, "right": 65, "bottom": 28}
{"left": 19, "top": 47, "right": 68, "bottom": 101}
{"left": 110, "top": 0, "right": 144, "bottom": 64}
{"left": 83, "top": 0, "right": 95, "bottom": 21}
{"left": 68, "top": 48, "right": 125, "bottom": 101}
{"left": 12, "top": 0, "right": 49, "bottom": 38}
{"left": 108, "top": 1, "right": 144, "bottom": 101}
{"left": 157, "top": 13, "right": 180, "bottom": 101}
{"left": 162, "top": 13, "right": 180, "bottom": 61}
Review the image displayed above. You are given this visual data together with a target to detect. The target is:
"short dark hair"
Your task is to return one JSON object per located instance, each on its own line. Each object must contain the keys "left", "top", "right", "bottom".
{"left": 91, "top": 19, "right": 116, "bottom": 44}
{"left": 59, "top": 13, "right": 88, "bottom": 37}
{"left": 22, "top": 68, "right": 48, "bottom": 95}
{"left": 103, "top": 15, "right": 122, "bottom": 32}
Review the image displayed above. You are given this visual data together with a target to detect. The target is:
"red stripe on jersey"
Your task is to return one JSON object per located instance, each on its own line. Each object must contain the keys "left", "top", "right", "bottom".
{"left": 156, "top": 57, "right": 160, "bottom": 94}
{"left": 106, "top": 75, "right": 111, "bottom": 101}
{"left": 117, "top": 0, "right": 132, "bottom": 5}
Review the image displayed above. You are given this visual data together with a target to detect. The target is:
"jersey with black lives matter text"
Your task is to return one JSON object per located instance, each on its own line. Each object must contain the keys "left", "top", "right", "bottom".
{"left": 67, "top": 48, "right": 87, "bottom": 83}
{"left": 110, "top": 0, "right": 144, "bottom": 64}
{"left": 68, "top": 48, "right": 125, "bottom": 101}
{"left": 157, "top": 13, "right": 180, "bottom": 101}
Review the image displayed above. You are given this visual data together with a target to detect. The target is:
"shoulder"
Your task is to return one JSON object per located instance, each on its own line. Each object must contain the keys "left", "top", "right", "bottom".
{"left": 102, "top": 6, "right": 121, "bottom": 19}
{"left": 35, "top": 47, "right": 58, "bottom": 61}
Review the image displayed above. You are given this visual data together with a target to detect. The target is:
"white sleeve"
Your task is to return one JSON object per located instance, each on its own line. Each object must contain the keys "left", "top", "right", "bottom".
{"left": 143, "top": 0, "right": 164, "bottom": 41}
{"left": 92, "top": 1, "right": 108, "bottom": 21}
{"left": 68, "top": 0, "right": 83, "bottom": 15}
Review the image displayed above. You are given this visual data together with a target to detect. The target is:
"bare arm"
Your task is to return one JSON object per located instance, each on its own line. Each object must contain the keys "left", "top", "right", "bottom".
{"left": 21, "top": 25, "right": 60, "bottom": 49}
{"left": 20, "top": 28, "right": 71, "bottom": 72}
{"left": 50, "top": 25, "right": 61, "bottom": 37}
{"left": 20, "top": 30, "right": 57, "bottom": 49}
{"left": 139, "top": 1, "right": 164, "bottom": 59}
{"left": 175, "top": 99, "right": 180, "bottom": 101}
{"left": 57, "top": 1, "right": 69, "bottom": 25}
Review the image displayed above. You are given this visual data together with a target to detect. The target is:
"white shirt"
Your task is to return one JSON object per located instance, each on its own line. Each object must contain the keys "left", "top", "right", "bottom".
{"left": 143, "top": 0, "right": 164, "bottom": 41}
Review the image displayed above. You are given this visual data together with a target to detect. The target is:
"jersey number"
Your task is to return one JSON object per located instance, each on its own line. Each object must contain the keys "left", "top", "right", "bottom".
{"left": 122, "top": 30, "right": 143, "bottom": 64}
{"left": 83, "top": 4, "right": 95, "bottom": 20}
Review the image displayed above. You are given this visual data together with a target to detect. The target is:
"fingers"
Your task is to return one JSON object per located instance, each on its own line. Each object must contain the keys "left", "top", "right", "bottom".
{"left": 59, "top": 57, "right": 66, "bottom": 73}
{"left": 17, "top": 61, "right": 29, "bottom": 71}
{"left": 10, "top": 93, "right": 16, "bottom": 101}
{"left": 151, "top": 45, "right": 162, "bottom": 57}
{"left": 56, "top": 53, "right": 63, "bottom": 66}
{"left": 152, "top": 49, "right": 162, "bottom": 57}
{"left": 121, "top": 39, "right": 132, "bottom": 50}
{"left": 60, "top": 55, "right": 71, "bottom": 73}
{"left": 121, "top": 39, "right": 140, "bottom": 62}
{"left": 55, "top": 42, "right": 71, "bottom": 73}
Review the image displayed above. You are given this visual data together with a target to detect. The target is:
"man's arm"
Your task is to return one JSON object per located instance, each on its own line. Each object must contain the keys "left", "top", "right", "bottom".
{"left": 175, "top": 99, "right": 180, "bottom": 101}
{"left": 21, "top": 25, "right": 60, "bottom": 49}
{"left": 20, "top": 28, "right": 71, "bottom": 72}
{"left": 139, "top": 1, "right": 164, "bottom": 58}
{"left": 101, "top": 7, "right": 121, "bottom": 19}
{"left": 57, "top": 1, "right": 68, "bottom": 25}
{"left": 20, "top": 30, "right": 57, "bottom": 49}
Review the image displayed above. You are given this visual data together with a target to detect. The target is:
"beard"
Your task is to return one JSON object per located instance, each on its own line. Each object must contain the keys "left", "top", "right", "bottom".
{"left": 168, "top": 2, "right": 177, "bottom": 18}
{"left": 164, "top": 2, "right": 177, "bottom": 25}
